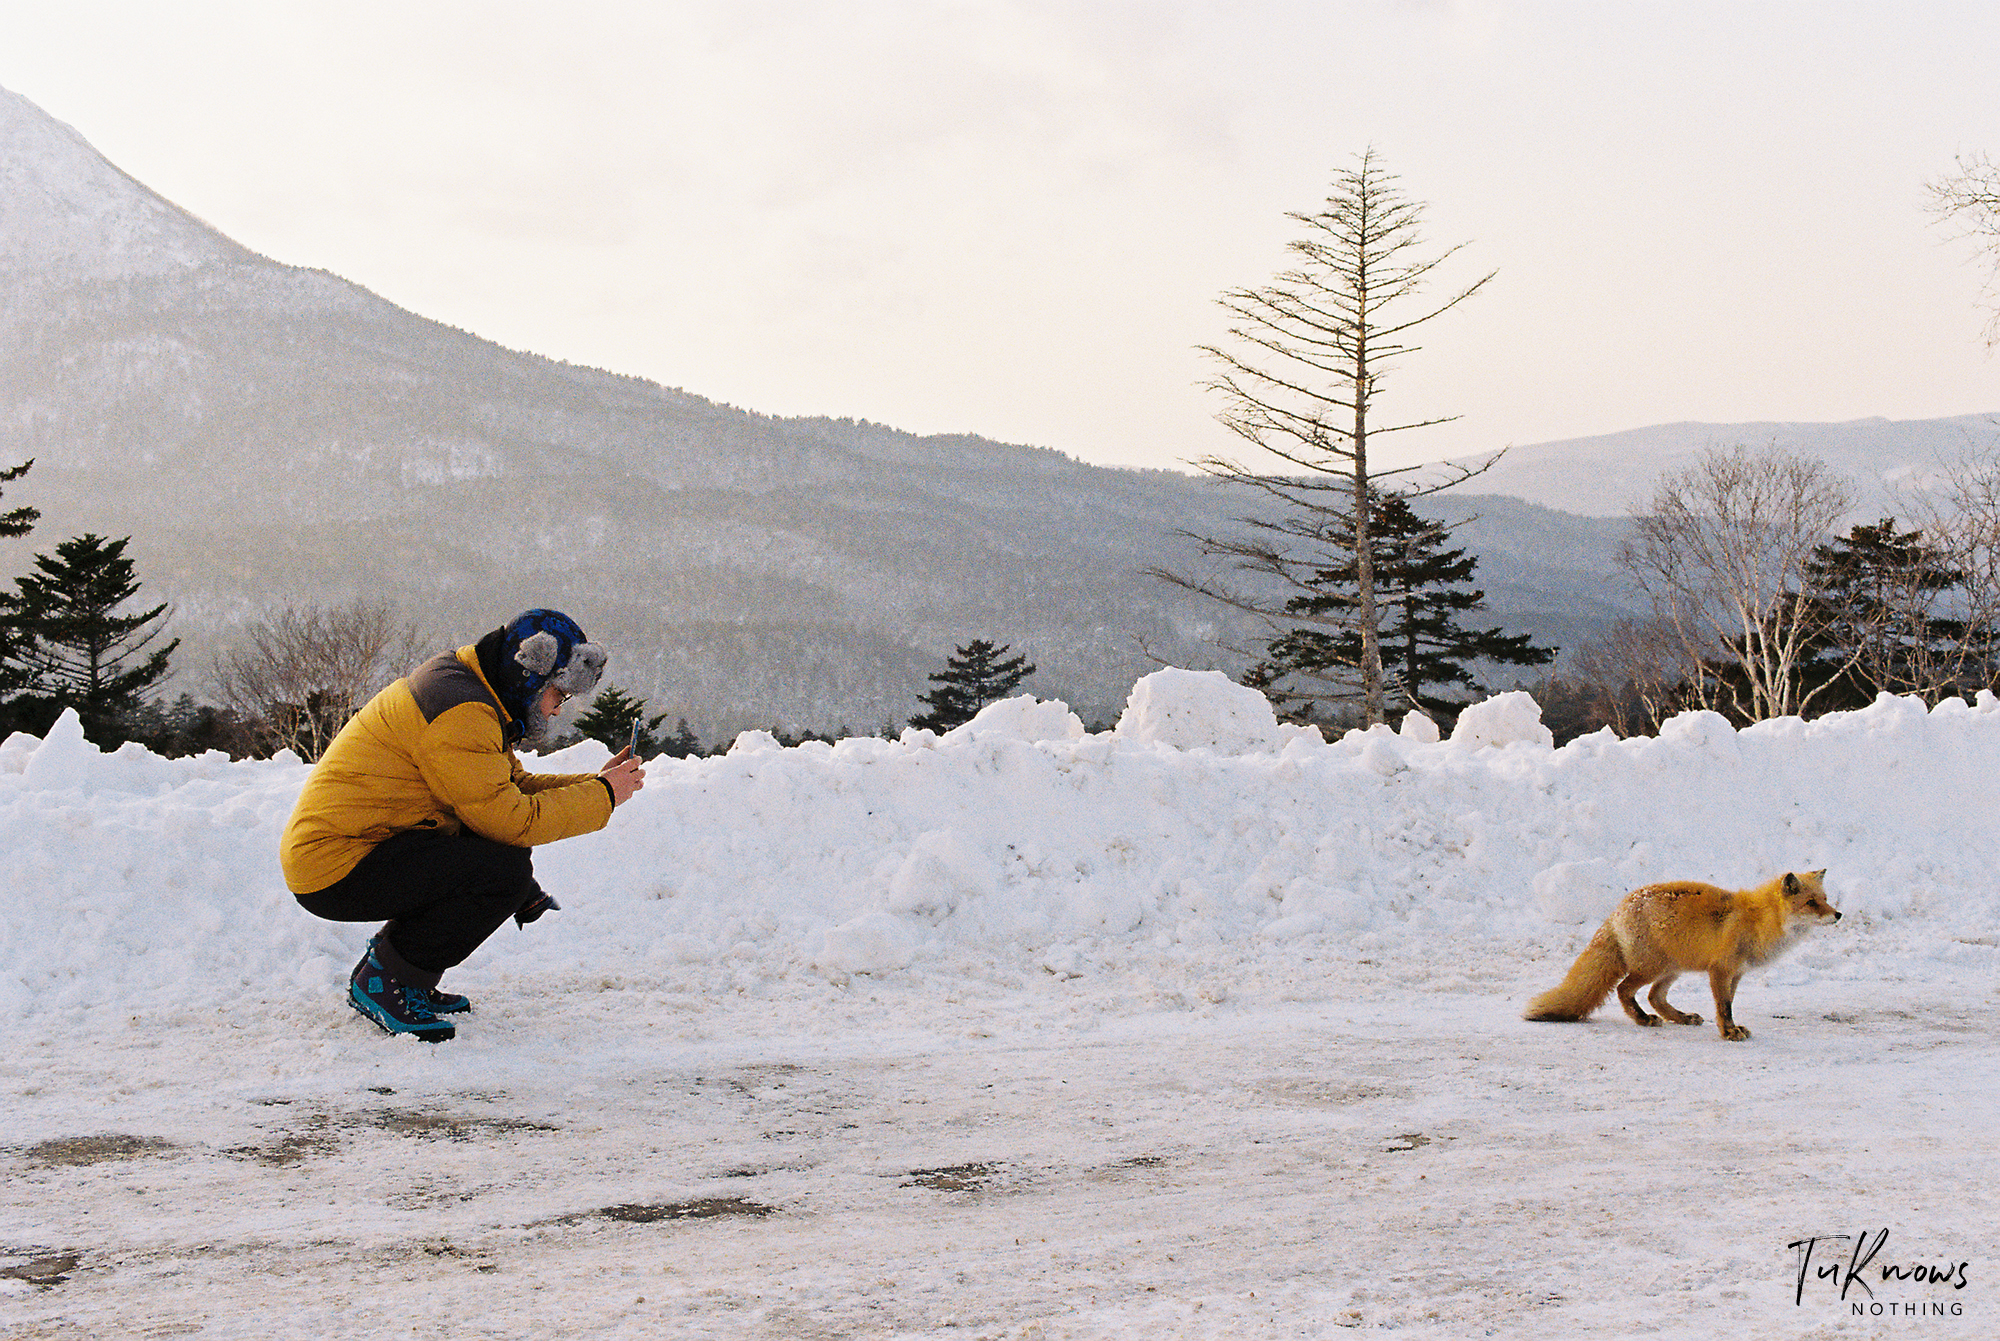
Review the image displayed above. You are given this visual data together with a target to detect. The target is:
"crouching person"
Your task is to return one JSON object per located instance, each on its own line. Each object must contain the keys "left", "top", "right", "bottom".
{"left": 280, "top": 609, "right": 646, "bottom": 1042}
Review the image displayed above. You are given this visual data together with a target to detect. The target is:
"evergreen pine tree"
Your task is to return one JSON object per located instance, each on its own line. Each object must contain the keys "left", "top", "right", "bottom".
{"left": 910, "top": 640, "right": 1035, "bottom": 732}
{"left": 0, "top": 458, "right": 34, "bottom": 539}
{"left": 659, "top": 718, "right": 704, "bottom": 759}
{"left": 126, "top": 692, "right": 252, "bottom": 759}
{"left": 1246, "top": 495, "right": 1553, "bottom": 727}
{"left": 0, "top": 459, "right": 40, "bottom": 728}
{"left": 5, "top": 533, "right": 178, "bottom": 744}
{"left": 1798, "top": 517, "right": 1969, "bottom": 710}
{"left": 573, "top": 683, "right": 671, "bottom": 757}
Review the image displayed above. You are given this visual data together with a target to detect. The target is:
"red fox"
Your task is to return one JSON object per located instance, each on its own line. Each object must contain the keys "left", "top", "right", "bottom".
{"left": 1523, "top": 870, "right": 1841, "bottom": 1041}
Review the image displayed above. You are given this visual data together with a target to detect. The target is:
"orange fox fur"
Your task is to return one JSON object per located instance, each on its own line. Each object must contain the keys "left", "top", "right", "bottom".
{"left": 1523, "top": 870, "right": 1841, "bottom": 1041}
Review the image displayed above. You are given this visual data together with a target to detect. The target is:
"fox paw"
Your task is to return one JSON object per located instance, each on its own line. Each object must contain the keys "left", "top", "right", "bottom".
{"left": 1632, "top": 1014, "right": 1662, "bottom": 1028}
{"left": 1669, "top": 1014, "right": 1704, "bottom": 1026}
{"left": 1720, "top": 1024, "right": 1751, "bottom": 1042}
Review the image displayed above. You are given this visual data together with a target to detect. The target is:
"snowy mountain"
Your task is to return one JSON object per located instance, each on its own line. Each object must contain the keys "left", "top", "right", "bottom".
{"left": 0, "top": 85, "right": 251, "bottom": 276}
{"left": 0, "top": 86, "right": 1245, "bottom": 734}
{"left": 1455, "top": 413, "right": 2000, "bottom": 518}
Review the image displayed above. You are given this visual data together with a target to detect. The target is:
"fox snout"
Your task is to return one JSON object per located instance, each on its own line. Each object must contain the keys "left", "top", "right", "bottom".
{"left": 1787, "top": 872, "right": 1842, "bottom": 925}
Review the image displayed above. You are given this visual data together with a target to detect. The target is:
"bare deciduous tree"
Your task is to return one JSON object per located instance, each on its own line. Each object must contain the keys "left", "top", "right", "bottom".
{"left": 1569, "top": 616, "right": 1694, "bottom": 736}
{"left": 1622, "top": 444, "right": 1855, "bottom": 722}
{"left": 1927, "top": 152, "right": 2000, "bottom": 346}
{"left": 1905, "top": 449, "right": 2000, "bottom": 692}
{"left": 213, "top": 601, "right": 427, "bottom": 760}
{"left": 1150, "top": 149, "right": 1496, "bottom": 725}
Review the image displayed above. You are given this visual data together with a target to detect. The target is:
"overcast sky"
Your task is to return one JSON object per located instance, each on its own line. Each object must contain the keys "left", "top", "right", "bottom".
{"left": 5, "top": 0, "right": 1999, "bottom": 473}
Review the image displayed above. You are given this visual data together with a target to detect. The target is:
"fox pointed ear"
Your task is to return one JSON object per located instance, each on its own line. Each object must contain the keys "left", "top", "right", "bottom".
{"left": 1810, "top": 868, "right": 1827, "bottom": 879}
{"left": 1784, "top": 872, "right": 1800, "bottom": 894}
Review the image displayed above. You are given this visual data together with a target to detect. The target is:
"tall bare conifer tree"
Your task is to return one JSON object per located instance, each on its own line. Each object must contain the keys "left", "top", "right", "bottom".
{"left": 1154, "top": 150, "right": 1494, "bottom": 725}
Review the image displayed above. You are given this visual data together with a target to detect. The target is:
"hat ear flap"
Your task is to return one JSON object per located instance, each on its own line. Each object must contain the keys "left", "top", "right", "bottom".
{"left": 513, "top": 630, "right": 562, "bottom": 678}
{"left": 554, "top": 642, "right": 607, "bottom": 696}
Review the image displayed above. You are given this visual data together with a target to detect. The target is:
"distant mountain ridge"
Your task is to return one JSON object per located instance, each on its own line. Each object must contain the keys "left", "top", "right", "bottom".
{"left": 1454, "top": 414, "right": 2000, "bottom": 518}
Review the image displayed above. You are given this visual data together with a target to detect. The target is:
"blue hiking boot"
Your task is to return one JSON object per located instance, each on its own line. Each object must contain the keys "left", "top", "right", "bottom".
{"left": 348, "top": 946, "right": 454, "bottom": 1042}
{"left": 422, "top": 986, "right": 472, "bottom": 1015}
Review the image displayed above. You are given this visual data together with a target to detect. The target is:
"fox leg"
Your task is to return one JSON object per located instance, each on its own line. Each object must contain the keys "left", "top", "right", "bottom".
{"left": 1646, "top": 972, "right": 1703, "bottom": 1026}
{"left": 1616, "top": 973, "right": 1662, "bottom": 1026}
{"left": 1708, "top": 967, "right": 1750, "bottom": 1041}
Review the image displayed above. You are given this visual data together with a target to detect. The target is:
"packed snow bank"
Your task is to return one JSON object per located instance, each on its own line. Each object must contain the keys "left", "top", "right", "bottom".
{"left": 1113, "top": 667, "right": 1298, "bottom": 754}
{"left": 3, "top": 674, "right": 1999, "bottom": 1025}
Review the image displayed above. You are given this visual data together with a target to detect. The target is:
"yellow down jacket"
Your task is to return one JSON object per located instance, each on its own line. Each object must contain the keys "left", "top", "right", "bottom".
{"left": 280, "top": 645, "right": 614, "bottom": 894}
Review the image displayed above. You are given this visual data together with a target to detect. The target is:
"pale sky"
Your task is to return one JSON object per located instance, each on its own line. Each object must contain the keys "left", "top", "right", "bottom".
{"left": 5, "top": 0, "right": 1999, "bottom": 473}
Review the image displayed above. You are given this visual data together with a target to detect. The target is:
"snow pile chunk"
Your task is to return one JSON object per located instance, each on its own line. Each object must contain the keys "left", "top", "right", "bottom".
{"left": 1531, "top": 859, "right": 1625, "bottom": 924}
{"left": 1399, "top": 711, "right": 1441, "bottom": 743}
{"left": 1114, "top": 668, "right": 1284, "bottom": 754}
{"left": 1657, "top": 709, "right": 1739, "bottom": 754}
{"left": 946, "top": 695, "right": 1085, "bottom": 744}
{"left": 885, "top": 830, "right": 995, "bottom": 920}
{"left": 1354, "top": 728, "right": 1408, "bottom": 777}
{"left": 21, "top": 709, "right": 98, "bottom": 792}
{"left": 815, "top": 911, "right": 918, "bottom": 976}
{"left": 0, "top": 731, "right": 37, "bottom": 775}
{"left": 1450, "top": 691, "right": 1554, "bottom": 750}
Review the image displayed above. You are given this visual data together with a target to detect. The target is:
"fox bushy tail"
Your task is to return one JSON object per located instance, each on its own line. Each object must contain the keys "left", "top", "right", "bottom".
{"left": 1524, "top": 924, "right": 1625, "bottom": 1021}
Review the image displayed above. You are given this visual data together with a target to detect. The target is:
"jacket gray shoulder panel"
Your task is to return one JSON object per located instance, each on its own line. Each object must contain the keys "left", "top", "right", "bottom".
{"left": 408, "top": 652, "right": 498, "bottom": 724}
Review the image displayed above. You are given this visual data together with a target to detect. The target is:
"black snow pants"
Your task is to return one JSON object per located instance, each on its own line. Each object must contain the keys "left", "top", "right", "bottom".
{"left": 295, "top": 829, "right": 545, "bottom": 988}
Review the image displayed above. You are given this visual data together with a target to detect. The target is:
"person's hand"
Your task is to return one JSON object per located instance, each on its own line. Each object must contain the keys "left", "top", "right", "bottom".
{"left": 599, "top": 747, "right": 646, "bottom": 806}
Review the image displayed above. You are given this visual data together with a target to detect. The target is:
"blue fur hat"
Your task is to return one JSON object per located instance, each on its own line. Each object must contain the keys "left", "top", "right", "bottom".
{"left": 483, "top": 609, "right": 607, "bottom": 743}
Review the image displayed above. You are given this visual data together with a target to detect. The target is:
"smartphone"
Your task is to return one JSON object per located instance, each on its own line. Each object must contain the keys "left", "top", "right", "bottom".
{"left": 627, "top": 719, "right": 641, "bottom": 757}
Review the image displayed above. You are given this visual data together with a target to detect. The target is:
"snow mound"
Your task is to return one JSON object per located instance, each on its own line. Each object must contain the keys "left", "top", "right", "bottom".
{"left": 1450, "top": 691, "right": 1554, "bottom": 750}
{"left": 885, "top": 830, "right": 996, "bottom": 920}
{"left": 1, "top": 684, "right": 1997, "bottom": 1022}
{"left": 946, "top": 695, "right": 1085, "bottom": 744}
{"left": 21, "top": 709, "right": 98, "bottom": 792}
{"left": 1531, "top": 859, "right": 1625, "bottom": 924}
{"left": 1114, "top": 668, "right": 1284, "bottom": 754}
{"left": 1399, "top": 711, "right": 1441, "bottom": 743}
{"left": 816, "top": 911, "right": 919, "bottom": 976}
{"left": 1657, "top": 709, "right": 1739, "bottom": 754}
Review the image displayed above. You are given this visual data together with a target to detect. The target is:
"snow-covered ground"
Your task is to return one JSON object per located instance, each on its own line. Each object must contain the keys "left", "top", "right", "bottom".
{"left": 2, "top": 671, "right": 1995, "bottom": 1338}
